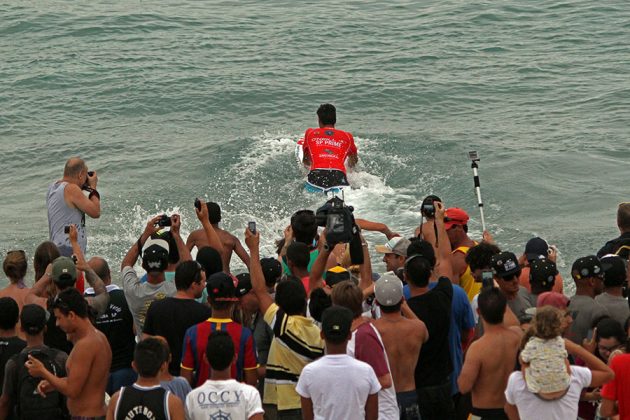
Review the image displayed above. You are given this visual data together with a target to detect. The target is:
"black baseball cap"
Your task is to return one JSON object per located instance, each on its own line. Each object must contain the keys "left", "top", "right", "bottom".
{"left": 260, "top": 258, "right": 282, "bottom": 286}
{"left": 20, "top": 304, "right": 49, "bottom": 335}
{"left": 235, "top": 273, "right": 253, "bottom": 297}
{"left": 600, "top": 255, "right": 627, "bottom": 287}
{"left": 206, "top": 272, "right": 239, "bottom": 302}
{"left": 524, "top": 237, "right": 549, "bottom": 262}
{"left": 571, "top": 255, "right": 603, "bottom": 280}
{"left": 491, "top": 251, "right": 521, "bottom": 278}
{"left": 325, "top": 266, "right": 351, "bottom": 288}
{"left": 529, "top": 258, "right": 558, "bottom": 289}
{"left": 321, "top": 305, "right": 353, "bottom": 343}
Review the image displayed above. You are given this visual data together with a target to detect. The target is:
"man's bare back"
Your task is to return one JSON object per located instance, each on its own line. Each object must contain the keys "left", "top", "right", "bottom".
{"left": 373, "top": 314, "right": 427, "bottom": 392}
{"left": 187, "top": 226, "right": 250, "bottom": 271}
{"left": 66, "top": 327, "right": 112, "bottom": 416}
{"left": 458, "top": 324, "right": 521, "bottom": 409}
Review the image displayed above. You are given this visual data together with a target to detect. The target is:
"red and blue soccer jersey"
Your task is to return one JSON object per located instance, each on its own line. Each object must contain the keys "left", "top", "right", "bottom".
{"left": 303, "top": 127, "right": 357, "bottom": 174}
{"left": 181, "top": 317, "right": 258, "bottom": 387}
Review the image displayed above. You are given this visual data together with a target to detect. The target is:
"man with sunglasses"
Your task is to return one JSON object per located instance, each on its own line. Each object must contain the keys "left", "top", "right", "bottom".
{"left": 47, "top": 157, "right": 100, "bottom": 257}
{"left": 490, "top": 252, "right": 533, "bottom": 323}
{"left": 25, "top": 288, "right": 111, "bottom": 420}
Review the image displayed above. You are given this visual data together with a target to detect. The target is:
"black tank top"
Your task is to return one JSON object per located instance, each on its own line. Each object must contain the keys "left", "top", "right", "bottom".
{"left": 115, "top": 384, "right": 169, "bottom": 420}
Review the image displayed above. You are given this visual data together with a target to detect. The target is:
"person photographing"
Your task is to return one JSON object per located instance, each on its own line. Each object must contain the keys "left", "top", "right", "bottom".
{"left": 47, "top": 157, "right": 100, "bottom": 257}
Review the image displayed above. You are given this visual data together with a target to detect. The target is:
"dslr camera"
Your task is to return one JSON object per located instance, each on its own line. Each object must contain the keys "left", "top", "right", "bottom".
{"left": 420, "top": 195, "right": 441, "bottom": 219}
{"left": 315, "top": 197, "right": 363, "bottom": 264}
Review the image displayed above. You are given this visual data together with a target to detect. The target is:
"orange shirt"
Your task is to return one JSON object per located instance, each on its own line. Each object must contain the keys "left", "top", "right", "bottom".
{"left": 518, "top": 266, "right": 564, "bottom": 294}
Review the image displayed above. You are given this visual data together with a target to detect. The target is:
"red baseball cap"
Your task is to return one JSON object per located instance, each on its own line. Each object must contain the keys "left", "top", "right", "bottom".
{"left": 525, "top": 291, "right": 569, "bottom": 316}
{"left": 444, "top": 208, "right": 470, "bottom": 230}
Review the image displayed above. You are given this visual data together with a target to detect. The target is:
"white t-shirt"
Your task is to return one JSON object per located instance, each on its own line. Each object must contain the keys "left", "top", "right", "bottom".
{"left": 296, "top": 354, "right": 381, "bottom": 420}
{"left": 505, "top": 366, "right": 592, "bottom": 420}
{"left": 185, "top": 379, "right": 263, "bottom": 420}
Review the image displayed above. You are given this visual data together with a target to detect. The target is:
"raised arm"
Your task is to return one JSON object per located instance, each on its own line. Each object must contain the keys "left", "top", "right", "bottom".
{"left": 244, "top": 228, "right": 274, "bottom": 315}
{"left": 233, "top": 238, "right": 251, "bottom": 267}
{"left": 66, "top": 173, "right": 100, "bottom": 218}
{"left": 357, "top": 234, "right": 374, "bottom": 292}
{"left": 68, "top": 224, "right": 109, "bottom": 315}
{"left": 24, "top": 263, "right": 53, "bottom": 307}
{"left": 434, "top": 202, "right": 455, "bottom": 281}
{"left": 121, "top": 216, "right": 161, "bottom": 270}
{"left": 170, "top": 214, "right": 192, "bottom": 262}
{"left": 309, "top": 237, "right": 329, "bottom": 294}
{"left": 354, "top": 219, "right": 398, "bottom": 240}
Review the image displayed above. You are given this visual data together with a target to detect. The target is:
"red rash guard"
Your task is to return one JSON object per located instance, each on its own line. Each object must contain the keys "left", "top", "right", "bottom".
{"left": 303, "top": 127, "right": 357, "bottom": 174}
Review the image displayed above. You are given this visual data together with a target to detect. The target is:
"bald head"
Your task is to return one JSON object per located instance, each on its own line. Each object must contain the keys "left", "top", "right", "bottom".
{"left": 63, "top": 157, "right": 86, "bottom": 179}
{"left": 88, "top": 257, "right": 111, "bottom": 285}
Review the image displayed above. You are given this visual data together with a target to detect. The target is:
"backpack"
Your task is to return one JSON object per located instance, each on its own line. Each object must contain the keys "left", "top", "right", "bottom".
{"left": 14, "top": 348, "right": 70, "bottom": 420}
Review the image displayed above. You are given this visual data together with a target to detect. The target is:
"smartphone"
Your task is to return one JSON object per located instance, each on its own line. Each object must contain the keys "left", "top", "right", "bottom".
{"left": 248, "top": 221, "right": 256, "bottom": 234}
{"left": 64, "top": 225, "right": 71, "bottom": 234}
{"left": 194, "top": 198, "right": 201, "bottom": 211}
{"left": 481, "top": 270, "right": 494, "bottom": 288}
{"left": 468, "top": 150, "right": 479, "bottom": 161}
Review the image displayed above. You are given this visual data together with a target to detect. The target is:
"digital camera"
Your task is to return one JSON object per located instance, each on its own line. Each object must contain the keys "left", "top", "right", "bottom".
{"left": 315, "top": 197, "right": 363, "bottom": 264}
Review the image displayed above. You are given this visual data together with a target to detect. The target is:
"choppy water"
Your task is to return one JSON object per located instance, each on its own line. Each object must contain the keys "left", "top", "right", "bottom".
{"left": 2, "top": 1, "right": 629, "bottom": 291}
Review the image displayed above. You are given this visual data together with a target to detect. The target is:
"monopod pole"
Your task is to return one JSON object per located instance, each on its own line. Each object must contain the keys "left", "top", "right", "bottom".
{"left": 468, "top": 151, "right": 487, "bottom": 232}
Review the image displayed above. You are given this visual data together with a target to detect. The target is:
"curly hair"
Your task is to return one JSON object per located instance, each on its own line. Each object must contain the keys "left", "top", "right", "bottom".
{"left": 531, "top": 306, "right": 564, "bottom": 340}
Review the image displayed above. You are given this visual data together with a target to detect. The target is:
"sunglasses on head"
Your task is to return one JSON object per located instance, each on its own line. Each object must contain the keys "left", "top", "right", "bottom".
{"left": 52, "top": 294, "right": 70, "bottom": 311}
{"left": 7, "top": 250, "right": 25, "bottom": 256}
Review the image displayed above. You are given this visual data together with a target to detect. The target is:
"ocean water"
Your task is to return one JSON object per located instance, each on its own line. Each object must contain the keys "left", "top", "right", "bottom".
{"left": 1, "top": 1, "right": 629, "bottom": 291}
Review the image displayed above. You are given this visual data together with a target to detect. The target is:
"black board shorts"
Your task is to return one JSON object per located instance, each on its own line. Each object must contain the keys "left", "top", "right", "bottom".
{"left": 307, "top": 169, "right": 349, "bottom": 189}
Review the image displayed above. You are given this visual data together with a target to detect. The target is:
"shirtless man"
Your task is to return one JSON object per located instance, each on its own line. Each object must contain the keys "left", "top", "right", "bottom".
{"left": 373, "top": 273, "right": 428, "bottom": 420}
{"left": 458, "top": 287, "right": 522, "bottom": 420}
{"left": 186, "top": 201, "right": 249, "bottom": 272}
{"left": 26, "top": 287, "right": 112, "bottom": 419}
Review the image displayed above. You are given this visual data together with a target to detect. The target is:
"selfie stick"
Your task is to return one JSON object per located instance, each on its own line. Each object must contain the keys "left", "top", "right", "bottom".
{"left": 469, "top": 151, "right": 487, "bottom": 232}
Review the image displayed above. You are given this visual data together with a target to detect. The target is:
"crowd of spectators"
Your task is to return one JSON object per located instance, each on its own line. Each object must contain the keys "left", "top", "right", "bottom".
{"left": 1, "top": 158, "right": 630, "bottom": 420}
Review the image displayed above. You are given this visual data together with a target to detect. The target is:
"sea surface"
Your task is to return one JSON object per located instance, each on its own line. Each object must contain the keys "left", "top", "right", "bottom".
{"left": 1, "top": 1, "right": 629, "bottom": 292}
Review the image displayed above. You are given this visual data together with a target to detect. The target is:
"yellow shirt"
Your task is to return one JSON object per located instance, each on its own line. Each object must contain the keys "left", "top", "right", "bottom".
{"left": 263, "top": 303, "right": 324, "bottom": 410}
{"left": 454, "top": 245, "right": 481, "bottom": 302}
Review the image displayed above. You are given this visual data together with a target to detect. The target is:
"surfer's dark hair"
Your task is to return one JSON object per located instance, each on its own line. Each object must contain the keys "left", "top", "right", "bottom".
{"left": 317, "top": 103, "right": 336, "bottom": 126}
{"left": 291, "top": 210, "right": 318, "bottom": 245}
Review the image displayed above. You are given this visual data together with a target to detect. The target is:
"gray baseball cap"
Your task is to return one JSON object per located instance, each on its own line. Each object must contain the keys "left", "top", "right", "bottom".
{"left": 375, "top": 272, "right": 404, "bottom": 306}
